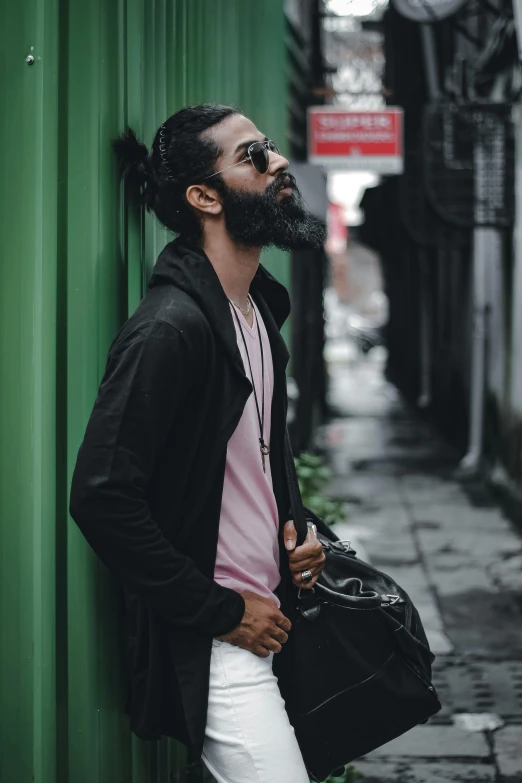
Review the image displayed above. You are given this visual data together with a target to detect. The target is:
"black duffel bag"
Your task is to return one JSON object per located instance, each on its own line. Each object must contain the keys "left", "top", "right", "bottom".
{"left": 280, "top": 435, "right": 441, "bottom": 782}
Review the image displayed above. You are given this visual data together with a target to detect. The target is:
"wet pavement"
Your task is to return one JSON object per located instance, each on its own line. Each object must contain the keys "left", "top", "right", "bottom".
{"left": 323, "top": 345, "right": 522, "bottom": 783}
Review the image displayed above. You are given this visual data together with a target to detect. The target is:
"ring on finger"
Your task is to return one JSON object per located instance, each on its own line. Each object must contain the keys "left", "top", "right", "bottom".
{"left": 301, "top": 569, "right": 313, "bottom": 584}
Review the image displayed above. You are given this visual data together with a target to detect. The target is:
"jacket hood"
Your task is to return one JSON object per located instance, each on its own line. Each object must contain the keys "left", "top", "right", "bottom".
{"left": 148, "top": 236, "right": 291, "bottom": 331}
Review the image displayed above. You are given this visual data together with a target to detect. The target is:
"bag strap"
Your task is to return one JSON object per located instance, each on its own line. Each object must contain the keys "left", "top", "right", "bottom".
{"left": 285, "top": 430, "right": 386, "bottom": 610}
{"left": 284, "top": 429, "right": 309, "bottom": 547}
{"left": 284, "top": 431, "right": 387, "bottom": 611}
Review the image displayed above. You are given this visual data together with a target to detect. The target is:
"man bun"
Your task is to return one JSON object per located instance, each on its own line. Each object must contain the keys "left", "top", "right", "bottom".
{"left": 112, "top": 128, "right": 155, "bottom": 207}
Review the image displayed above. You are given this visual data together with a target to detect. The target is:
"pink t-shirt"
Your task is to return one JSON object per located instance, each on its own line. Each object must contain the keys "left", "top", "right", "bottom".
{"left": 213, "top": 300, "right": 281, "bottom": 606}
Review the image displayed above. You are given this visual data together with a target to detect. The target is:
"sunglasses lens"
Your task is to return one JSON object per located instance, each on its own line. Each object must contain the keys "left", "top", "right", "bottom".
{"left": 250, "top": 142, "right": 269, "bottom": 173}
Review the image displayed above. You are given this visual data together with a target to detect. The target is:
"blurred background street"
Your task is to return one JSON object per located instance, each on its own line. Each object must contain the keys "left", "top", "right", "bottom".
{"left": 322, "top": 321, "right": 522, "bottom": 781}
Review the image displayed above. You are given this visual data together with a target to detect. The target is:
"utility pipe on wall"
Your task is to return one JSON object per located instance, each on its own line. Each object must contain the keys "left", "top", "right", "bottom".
{"left": 460, "top": 224, "right": 489, "bottom": 471}
{"left": 417, "top": 24, "right": 440, "bottom": 409}
{"left": 418, "top": 251, "right": 432, "bottom": 408}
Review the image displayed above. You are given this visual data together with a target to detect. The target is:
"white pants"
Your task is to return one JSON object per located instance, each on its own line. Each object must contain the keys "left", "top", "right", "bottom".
{"left": 202, "top": 639, "right": 310, "bottom": 783}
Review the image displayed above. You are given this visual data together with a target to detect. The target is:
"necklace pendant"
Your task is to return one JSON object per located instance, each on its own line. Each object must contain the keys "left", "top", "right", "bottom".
{"left": 260, "top": 439, "right": 270, "bottom": 472}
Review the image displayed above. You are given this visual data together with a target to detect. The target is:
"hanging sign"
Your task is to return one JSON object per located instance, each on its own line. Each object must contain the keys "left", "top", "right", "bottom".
{"left": 308, "top": 107, "right": 403, "bottom": 174}
{"left": 391, "top": 0, "right": 467, "bottom": 23}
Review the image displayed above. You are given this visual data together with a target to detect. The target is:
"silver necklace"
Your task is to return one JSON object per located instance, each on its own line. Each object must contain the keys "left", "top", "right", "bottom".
{"left": 229, "top": 295, "right": 251, "bottom": 318}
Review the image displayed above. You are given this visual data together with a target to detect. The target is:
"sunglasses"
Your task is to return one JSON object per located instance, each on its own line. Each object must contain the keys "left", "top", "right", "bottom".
{"left": 203, "top": 140, "right": 280, "bottom": 180}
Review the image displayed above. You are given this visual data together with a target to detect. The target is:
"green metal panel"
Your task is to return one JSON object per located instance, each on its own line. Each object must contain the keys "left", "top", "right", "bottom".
{"left": 0, "top": 1, "right": 60, "bottom": 782}
{"left": 65, "top": 0, "right": 131, "bottom": 780}
{"left": 0, "top": 2, "right": 292, "bottom": 781}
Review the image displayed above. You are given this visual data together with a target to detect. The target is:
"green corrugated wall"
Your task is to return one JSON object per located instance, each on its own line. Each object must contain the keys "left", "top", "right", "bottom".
{"left": 0, "top": 2, "right": 290, "bottom": 781}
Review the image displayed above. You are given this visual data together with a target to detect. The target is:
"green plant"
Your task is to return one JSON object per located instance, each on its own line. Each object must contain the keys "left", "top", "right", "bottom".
{"left": 295, "top": 452, "right": 346, "bottom": 527}
{"left": 317, "top": 765, "right": 363, "bottom": 783}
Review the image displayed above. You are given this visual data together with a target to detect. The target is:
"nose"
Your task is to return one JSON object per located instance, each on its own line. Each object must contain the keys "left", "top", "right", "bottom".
{"left": 268, "top": 149, "right": 289, "bottom": 177}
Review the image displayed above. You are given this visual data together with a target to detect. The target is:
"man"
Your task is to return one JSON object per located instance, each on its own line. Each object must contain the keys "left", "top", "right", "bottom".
{"left": 70, "top": 104, "right": 335, "bottom": 783}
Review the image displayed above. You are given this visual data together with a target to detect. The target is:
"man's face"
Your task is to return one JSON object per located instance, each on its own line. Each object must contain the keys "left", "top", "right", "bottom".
{"left": 205, "top": 114, "right": 326, "bottom": 251}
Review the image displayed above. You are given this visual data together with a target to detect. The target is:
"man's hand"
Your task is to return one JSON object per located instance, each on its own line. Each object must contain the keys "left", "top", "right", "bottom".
{"left": 217, "top": 592, "right": 292, "bottom": 658}
{"left": 284, "top": 519, "right": 326, "bottom": 589}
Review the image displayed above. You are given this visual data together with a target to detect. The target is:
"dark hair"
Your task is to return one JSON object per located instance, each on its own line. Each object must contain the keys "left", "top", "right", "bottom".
{"left": 112, "top": 104, "right": 240, "bottom": 242}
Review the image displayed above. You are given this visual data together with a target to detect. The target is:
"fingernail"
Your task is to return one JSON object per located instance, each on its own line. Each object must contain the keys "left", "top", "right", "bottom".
{"left": 285, "top": 540, "right": 295, "bottom": 550}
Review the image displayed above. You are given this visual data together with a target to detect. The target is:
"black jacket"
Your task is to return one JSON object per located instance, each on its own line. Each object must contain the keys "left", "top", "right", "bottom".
{"left": 69, "top": 237, "right": 334, "bottom": 758}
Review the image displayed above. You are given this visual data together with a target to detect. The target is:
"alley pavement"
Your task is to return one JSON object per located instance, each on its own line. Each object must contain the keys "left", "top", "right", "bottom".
{"left": 324, "top": 344, "right": 522, "bottom": 783}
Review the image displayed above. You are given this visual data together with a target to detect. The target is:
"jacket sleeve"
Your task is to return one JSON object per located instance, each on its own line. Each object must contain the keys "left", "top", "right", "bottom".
{"left": 69, "top": 319, "right": 245, "bottom": 637}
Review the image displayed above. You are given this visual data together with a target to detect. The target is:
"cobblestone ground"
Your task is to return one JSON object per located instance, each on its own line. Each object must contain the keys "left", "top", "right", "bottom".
{"left": 324, "top": 346, "right": 522, "bottom": 783}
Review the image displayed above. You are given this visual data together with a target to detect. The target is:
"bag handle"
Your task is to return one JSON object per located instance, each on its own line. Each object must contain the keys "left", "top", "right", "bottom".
{"left": 284, "top": 429, "right": 311, "bottom": 547}
{"left": 284, "top": 431, "right": 385, "bottom": 611}
{"left": 314, "top": 581, "right": 386, "bottom": 610}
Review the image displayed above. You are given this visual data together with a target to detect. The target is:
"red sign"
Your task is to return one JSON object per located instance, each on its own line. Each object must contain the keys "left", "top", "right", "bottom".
{"left": 308, "top": 107, "right": 403, "bottom": 174}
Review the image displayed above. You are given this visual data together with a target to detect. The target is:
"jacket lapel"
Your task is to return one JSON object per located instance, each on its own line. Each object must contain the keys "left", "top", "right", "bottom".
{"left": 148, "top": 238, "right": 246, "bottom": 381}
{"left": 148, "top": 237, "right": 291, "bottom": 384}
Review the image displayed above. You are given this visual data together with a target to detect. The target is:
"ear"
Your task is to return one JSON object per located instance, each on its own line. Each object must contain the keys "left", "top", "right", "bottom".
{"left": 185, "top": 184, "right": 223, "bottom": 216}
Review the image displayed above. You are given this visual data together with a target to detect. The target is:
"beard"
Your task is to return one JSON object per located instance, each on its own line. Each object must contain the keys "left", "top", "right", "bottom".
{"left": 214, "top": 173, "right": 327, "bottom": 251}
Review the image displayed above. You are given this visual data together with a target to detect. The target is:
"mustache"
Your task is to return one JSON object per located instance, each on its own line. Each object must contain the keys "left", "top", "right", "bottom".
{"left": 267, "top": 172, "right": 298, "bottom": 198}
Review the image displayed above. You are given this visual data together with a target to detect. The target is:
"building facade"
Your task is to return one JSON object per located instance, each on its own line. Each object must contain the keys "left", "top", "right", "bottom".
{"left": 361, "top": 0, "right": 522, "bottom": 492}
